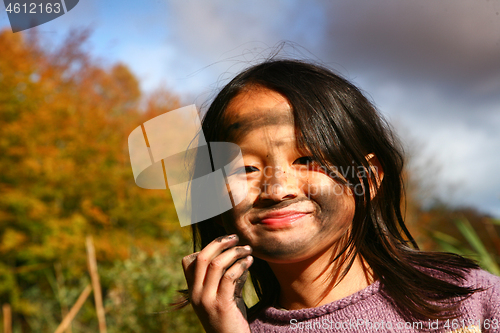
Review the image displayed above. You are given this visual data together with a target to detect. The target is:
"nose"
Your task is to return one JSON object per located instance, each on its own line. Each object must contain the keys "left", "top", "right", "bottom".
{"left": 258, "top": 165, "right": 298, "bottom": 202}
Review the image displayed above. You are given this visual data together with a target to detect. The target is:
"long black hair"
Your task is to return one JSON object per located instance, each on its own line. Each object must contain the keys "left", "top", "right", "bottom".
{"left": 185, "top": 59, "right": 480, "bottom": 321}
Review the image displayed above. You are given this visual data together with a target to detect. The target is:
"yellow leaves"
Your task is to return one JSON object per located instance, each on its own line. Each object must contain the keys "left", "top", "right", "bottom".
{"left": 23, "top": 158, "right": 43, "bottom": 175}
{"left": 0, "top": 28, "right": 190, "bottom": 330}
{"left": 6, "top": 146, "right": 27, "bottom": 158}
{"left": 24, "top": 214, "right": 88, "bottom": 262}
{"left": 0, "top": 190, "right": 47, "bottom": 221}
{"left": 0, "top": 228, "right": 27, "bottom": 253}
{"left": 0, "top": 30, "right": 33, "bottom": 76}
{"left": 93, "top": 230, "right": 132, "bottom": 261}
{"left": 109, "top": 63, "right": 141, "bottom": 105}
{"left": 81, "top": 199, "right": 109, "bottom": 226}
{"left": 142, "top": 88, "right": 181, "bottom": 120}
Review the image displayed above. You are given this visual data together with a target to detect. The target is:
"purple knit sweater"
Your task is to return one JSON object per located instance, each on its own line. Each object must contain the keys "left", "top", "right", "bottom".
{"left": 249, "top": 269, "right": 500, "bottom": 332}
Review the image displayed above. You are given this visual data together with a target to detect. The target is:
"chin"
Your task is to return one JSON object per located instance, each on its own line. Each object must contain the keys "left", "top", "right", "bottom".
{"left": 250, "top": 240, "right": 313, "bottom": 263}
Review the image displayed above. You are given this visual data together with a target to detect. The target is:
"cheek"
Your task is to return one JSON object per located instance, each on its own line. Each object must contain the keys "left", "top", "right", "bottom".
{"left": 220, "top": 192, "right": 254, "bottom": 235}
{"left": 219, "top": 173, "right": 258, "bottom": 232}
{"left": 303, "top": 177, "right": 355, "bottom": 231}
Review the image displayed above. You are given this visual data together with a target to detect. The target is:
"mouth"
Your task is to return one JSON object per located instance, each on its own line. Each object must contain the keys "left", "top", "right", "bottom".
{"left": 257, "top": 209, "right": 311, "bottom": 228}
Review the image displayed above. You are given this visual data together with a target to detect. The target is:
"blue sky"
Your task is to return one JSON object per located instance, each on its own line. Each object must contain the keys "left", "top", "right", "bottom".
{"left": 1, "top": 0, "right": 500, "bottom": 217}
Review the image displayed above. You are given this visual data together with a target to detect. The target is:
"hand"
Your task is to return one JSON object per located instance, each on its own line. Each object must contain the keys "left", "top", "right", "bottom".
{"left": 182, "top": 234, "right": 254, "bottom": 333}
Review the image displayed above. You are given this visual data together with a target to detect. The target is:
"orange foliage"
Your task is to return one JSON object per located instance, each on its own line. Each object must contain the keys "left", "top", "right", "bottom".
{"left": 0, "top": 28, "right": 184, "bottom": 316}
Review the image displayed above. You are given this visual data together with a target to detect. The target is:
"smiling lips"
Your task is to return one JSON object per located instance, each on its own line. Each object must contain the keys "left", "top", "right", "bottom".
{"left": 259, "top": 210, "right": 310, "bottom": 228}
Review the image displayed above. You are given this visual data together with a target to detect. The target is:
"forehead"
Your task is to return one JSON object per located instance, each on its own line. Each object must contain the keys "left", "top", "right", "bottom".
{"left": 224, "top": 87, "right": 294, "bottom": 143}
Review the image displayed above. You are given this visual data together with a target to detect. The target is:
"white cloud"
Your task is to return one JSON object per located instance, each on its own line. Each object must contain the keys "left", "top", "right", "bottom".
{"left": 3, "top": 0, "right": 499, "bottom": 216}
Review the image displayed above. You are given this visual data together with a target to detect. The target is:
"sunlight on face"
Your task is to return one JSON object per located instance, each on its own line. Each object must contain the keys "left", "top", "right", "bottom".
{"left": 220, "top": 86, "right": 355, "bottom": 264}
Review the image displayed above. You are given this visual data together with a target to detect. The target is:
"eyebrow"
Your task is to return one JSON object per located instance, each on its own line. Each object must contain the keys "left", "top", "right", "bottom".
{"left": 226, "top": 110, "right": 294, "bottom": 142}
{"left": 239, "top": 138, "right": 295, "bottom": 156}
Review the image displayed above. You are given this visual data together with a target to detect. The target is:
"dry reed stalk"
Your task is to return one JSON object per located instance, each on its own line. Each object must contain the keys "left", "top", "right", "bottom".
{"left": 54, "top": 285, "right": 92, "bottom": 333}
{"left": 86, "top": 236, "right": 107, "bottom": 333}
{"left": 3, "top": 303, "right": 12, "bottom": 333}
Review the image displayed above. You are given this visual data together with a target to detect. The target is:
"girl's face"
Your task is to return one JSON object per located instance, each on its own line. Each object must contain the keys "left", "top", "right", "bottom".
{"left": 220, "top": 86, "right": 355, "bottom": 264}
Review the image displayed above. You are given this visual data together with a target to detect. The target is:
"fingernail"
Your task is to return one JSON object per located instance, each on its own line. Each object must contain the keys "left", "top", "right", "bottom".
{"left": 226, "top": 234, "right": 238, "bottom": 240}
{"left": 216, "top": 234, "right": 238, "bottom": 243}
{"left": 243, "top": 245, "right": 251, "bottom": 251}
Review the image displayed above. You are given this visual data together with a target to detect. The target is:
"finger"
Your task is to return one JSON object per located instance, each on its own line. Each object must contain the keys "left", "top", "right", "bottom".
{"left": 235, "top": 268, "right": 249, "bottom": 318}
{"left": 181, "top": 252, "right": 199, "bottom": 287}
{"left": 182, "top": 234, "right": 236, "bottom": 277}
{"left": 234, "top": 269, "right": 249, "bottom": 299}
{"left": 202, "top": 245, "right": 252, "bottom": 297}
{"left": 218, "top": 255, "right": 253, "bottom": 302}
{"left": 191, "top": 234, "right": 239, "bottom": 296}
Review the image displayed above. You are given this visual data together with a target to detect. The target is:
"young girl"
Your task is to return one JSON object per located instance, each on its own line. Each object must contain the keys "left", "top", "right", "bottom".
{"left": 179, "top": 59, "right": 500, "bottom": 332}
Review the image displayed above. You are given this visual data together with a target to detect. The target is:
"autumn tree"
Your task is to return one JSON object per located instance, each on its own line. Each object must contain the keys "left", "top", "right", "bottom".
{"left": 0, "top": 28, "right": 201, "bottom": 332}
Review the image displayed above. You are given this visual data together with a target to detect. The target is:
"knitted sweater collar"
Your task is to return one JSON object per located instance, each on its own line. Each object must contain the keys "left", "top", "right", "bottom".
{"left": 256, "top": 280, "right": 381, "bottom": 322}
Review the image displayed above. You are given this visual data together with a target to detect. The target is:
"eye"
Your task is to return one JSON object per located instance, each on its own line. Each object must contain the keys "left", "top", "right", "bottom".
{"left": 293, "top": 156, "right": 315, "bottom": 165}
{"left": 293, "top": 156, "right": 327, "bottom": 174}
{"left": 244, "top": 166, "right": 259, "bottom": 173}
{"left": 230, "top": 166, "right": 258, "bottom": 174}
{"left": 227, "top": 165, "right": 260, "bottom": 177}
